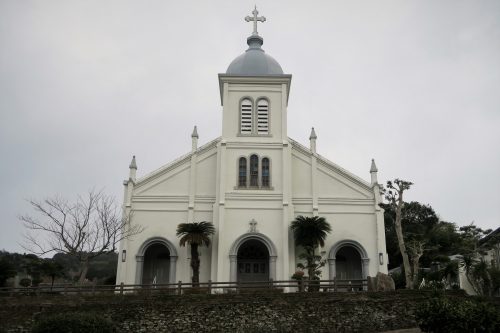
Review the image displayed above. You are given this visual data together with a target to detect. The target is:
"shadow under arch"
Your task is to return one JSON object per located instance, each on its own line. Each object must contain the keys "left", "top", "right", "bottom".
{"left": 135, "top": 237, "right": 178, "bottom": 284}
{"left": 328, "top": 239, "right": 369, "bottom": 279}
{"left": 229, "top": 232, "right": 277, "bottom": 282}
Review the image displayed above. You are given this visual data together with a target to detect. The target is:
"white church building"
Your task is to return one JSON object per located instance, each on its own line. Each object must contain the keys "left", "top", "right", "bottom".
{"left": 116, "top": 8, "right": 388, "bottom": 286}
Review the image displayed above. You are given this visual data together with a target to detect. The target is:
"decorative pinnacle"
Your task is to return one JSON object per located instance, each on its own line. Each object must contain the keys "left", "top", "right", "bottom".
{"left": 245, "top": 5, "right": 266, "bottom": 36}
{"left": 309, "top": 127, "right": 317, "bottom": 140}
{"left": 129, "top": 155, "right": 137, "bottom": 170}
{"left": 191, "top": 125, "right": 199, "bottom": 138}
{"left": 370, "top": 159, "right": 378, "bottom": 173}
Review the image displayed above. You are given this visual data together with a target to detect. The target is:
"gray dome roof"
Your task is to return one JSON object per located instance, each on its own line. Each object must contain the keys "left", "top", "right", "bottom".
{"left": 226, "top": 35, "right": 283, "bottom": 75}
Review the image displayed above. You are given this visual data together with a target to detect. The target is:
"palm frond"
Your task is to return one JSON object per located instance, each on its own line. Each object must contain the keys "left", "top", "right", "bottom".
{"left": 176, "top": 221, "right": 215, "bottom": 247}
{"left": 290, "top": 215, "right": 332, "bottom": 248}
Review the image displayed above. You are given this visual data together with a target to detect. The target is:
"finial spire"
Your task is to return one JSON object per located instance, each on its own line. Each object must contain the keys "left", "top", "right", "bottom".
{"left": 129, "top": 155, "right": 137, "bottom": 170}
{"left": 245, "top": 6, "right": 266, "bottom": 36}
{"left": 370, "top": 158, "right": 378, "bottom": 185}
{"left": 191, "top": 126, "right": 198, "bottom": 152}
{"left": 309, "top": 127, "right": 317, "bottom": 153}
{"left": 128, "top": 155, "right": 137, "bottom": 182}
{"left": 309, "top": 127, "right": 317, "bottom": 140}
{"left": 191, "top": 125, "right": 198, "bottom": 138}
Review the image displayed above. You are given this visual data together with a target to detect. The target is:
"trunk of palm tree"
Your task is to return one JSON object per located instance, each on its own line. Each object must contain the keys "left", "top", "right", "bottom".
{"left": 190, "top": 243, "right": 200, "bottom": 287}
{"left": 307, "top": 246, "right": 315, "bottom": 283}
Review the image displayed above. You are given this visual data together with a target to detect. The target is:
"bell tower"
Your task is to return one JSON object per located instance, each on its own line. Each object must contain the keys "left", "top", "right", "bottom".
{"left": 218, "top": 6, "right": 292, "bottom": 143}
{"left": 211, "top": 7, "right": 294, "bottom": 282}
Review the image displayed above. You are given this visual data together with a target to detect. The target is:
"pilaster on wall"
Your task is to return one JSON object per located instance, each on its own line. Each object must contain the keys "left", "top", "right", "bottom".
{"left": 373, "top": 183, "right": 388, "bottom": 273}
{"left": 281, "top": 83, "right": 288, "bottom": 141}
{"left": 311, "top": 153, "right": 318, "bottom": 217}
{"left": 215, "top": 140, "right": 227, "bottom": 282}
{"left": 187, "top": 148, "right": 198, "bottom": 223}
{"left": 282, "top": 139, "right": 294, "bottom": 280}
{"left": 117, "top": 178, "right": 134, "bottom": 284}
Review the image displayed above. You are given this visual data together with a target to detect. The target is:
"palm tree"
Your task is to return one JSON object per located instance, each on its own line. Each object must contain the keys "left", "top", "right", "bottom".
{"left": 290, "top": 215, "right": 332, "bottom": 283}
{"left": 176, "top": 221, "right": 215, "bottom": 287}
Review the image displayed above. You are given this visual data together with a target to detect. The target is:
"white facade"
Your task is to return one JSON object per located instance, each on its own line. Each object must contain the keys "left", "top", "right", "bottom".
{"left": 116, "top": 17, "right": 388, "bottom": 286}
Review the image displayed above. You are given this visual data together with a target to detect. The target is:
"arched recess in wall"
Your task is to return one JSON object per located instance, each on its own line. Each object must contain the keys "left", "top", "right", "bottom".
{"left": 135, "top": 237, "right": 178, "bottom": 285}
{"left": 328, "top": 240, "right": 369, "bottom": 279}
{"left": 229, "top": 232, "right": 277, "bottom": 282}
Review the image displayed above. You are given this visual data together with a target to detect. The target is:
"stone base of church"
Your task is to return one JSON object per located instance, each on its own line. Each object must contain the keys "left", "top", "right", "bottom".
{"left": 1, "top": 291, "right": 468, "bottom": 332}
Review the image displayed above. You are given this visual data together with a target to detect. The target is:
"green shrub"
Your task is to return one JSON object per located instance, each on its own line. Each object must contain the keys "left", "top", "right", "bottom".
{"left": 416, "top": 296, "right": 500, "bottom": 333}
{"left": 32, "top": 312, "right": 116, "bottom": 333}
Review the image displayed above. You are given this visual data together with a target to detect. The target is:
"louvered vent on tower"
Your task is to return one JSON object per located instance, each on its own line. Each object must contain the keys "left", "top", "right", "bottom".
{"left": 240, "top": 99, "right": 253, "bottom": 134}
{"left": 257, "top": 99, "right": 269, "bottom": 134}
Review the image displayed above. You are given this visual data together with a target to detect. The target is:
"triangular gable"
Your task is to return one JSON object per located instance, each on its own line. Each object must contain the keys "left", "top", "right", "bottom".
{"left": 134, "top": 137, "right": 220, "bottom": 195}
{"left": 289, "top": 138, "right": 373, "bottom": 199}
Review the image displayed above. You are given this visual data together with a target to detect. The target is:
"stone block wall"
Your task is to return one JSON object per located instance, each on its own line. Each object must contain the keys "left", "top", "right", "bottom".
{"left": 0, "top": 290, "right": 470, "bottom": 332}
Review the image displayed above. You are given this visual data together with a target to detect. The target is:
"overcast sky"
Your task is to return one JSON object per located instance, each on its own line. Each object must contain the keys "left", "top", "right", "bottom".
{"left": 1, "top": 0, "right": 499, "bottom": 253}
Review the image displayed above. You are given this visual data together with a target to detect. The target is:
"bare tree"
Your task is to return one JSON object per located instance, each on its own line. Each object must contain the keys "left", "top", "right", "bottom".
{"left": 20, "top": 190, "right": 143, "bottom": 283}
{"left": 381, "top": 179, "right": 414, "bottom": 289}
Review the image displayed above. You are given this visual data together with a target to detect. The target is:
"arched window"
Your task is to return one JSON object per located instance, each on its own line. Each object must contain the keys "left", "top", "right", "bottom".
{"left": 261, "top": 158, "right": 270, "bottom": 187}
{"left": 238, "top": 157, "right": 247, "bottom": 187}
{"left": 250, "top": 154, "right": 259, "bottom": 187}
{"left": 240, "top": 99, "right": 253, "bottom": 134}
{"left": 257, "top": 99, "right": 269, "bottom": 134}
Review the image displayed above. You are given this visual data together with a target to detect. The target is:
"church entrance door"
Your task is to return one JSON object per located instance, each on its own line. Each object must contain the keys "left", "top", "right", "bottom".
{"left": 237, "top": 239, "right": 269, "bottom": 282}
{"left": 142, "top": 243, "right": 170, "bottom": 285}
{"left": 335, "top": 245, "right": 362, "bottom": 280}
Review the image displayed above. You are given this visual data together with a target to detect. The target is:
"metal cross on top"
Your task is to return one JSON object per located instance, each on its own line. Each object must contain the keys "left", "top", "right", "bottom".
{"left": 245, "top": 6, "right": 266, "bottom": 36}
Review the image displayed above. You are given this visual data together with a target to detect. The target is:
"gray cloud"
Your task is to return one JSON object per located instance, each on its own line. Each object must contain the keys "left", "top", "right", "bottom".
{"left": 1, "top": 0, "right": 499, "bottom": 252}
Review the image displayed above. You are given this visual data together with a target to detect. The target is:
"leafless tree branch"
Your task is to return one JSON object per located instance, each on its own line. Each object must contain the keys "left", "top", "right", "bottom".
{"left": 20, "top": 190, "right": 143, "bottom": 283}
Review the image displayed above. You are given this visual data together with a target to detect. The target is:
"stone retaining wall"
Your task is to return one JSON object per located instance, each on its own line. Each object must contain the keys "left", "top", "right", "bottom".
{"left": 0, "top": 290, "right": 469, "bottom": 332}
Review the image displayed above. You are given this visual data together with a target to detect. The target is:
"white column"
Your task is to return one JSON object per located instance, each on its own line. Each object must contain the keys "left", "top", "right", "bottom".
{"left": 216, "top": 141, "right": 227, "bottom": 282}
{"left": 311, "top": 154, "right": 318, "bottom": 216}
{"left": 135, "top": 255, "right": 144, "bottom": 284}
{"left": 362, "top": 258, "right": 370, "bottom": 278}
{"left": 229, "top": 255, "right": 237, "bottom": 282}
{"left": 328, "top": 258, "right": 336, "bottom": 279}
{"left": 187, "top": 149, "right": 198, "bottom": 223}
{"left": 374, "top": 183, "right": 389, "bottom": 274}
{"left": 169, "top": 256, "right": 178, "bottom": 284}
{"left": 270, "top": 256, "right": 277, "bottom": 280}
{"left": 282, "top": 139, "right": 292, "bottom": 280}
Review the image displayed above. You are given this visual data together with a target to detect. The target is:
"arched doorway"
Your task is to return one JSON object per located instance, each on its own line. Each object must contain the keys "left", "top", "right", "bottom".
{"left": 142, "top": 243, "right": 170, "bottom": 285}
{"left": 237, "top": 239, "right": 269, "bottom": 282}
{"left": 335, "top": 246, "right": 362, "bottom": 279}
{"left": 328, "top": 240, "right": 369, "bottom": 280}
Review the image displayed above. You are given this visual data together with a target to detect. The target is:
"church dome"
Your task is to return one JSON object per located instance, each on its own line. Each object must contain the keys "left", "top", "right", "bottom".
{"left": 226, "top": 35, "right": 283, "bottom": 75}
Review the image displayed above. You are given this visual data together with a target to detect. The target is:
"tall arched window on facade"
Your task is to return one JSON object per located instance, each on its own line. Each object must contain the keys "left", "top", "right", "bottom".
{"left": 238, "top": 157, "right": 247, "bottom": 187}
{"left": 240, "top": 99, "right": 253, "bottom": 134}
{"left": 257, "top": 99, "right": 269, "bottom": 134}
{"left": 250, "top": 154, "right": 259, "bottom": 187}
{"left": 261, "top": 158, "right": 270, "bottom": 187}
